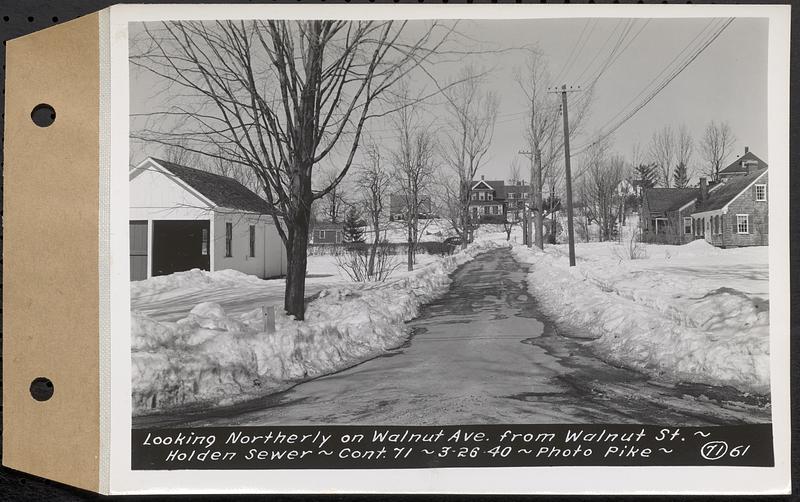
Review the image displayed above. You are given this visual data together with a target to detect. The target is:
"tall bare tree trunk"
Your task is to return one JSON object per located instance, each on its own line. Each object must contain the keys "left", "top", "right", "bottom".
{"left": 533, "top": 148, "right": 544, "bottom": 250}
{"left": 284, "top": 195, "right": 311, "bottom": 319}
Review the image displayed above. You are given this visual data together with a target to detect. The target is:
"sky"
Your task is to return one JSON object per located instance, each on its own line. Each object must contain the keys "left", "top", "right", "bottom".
{"left": 130, "top": 16, "right": 768, "bottom": 185}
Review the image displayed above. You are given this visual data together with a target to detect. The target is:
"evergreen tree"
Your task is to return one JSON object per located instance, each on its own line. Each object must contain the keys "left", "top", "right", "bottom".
{"left": 634, "top": 162, "right": 657, "bottom": 189}
{"left": 672, "top": 162, "right": 690, "bottom": 188}
{"left": 342, "top": 207, "right": 365, "bottom": 244}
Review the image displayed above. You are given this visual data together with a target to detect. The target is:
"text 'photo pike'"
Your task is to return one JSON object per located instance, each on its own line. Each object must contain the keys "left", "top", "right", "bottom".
{"left": 113, "top": 4, "right": 789, "bottom": 495}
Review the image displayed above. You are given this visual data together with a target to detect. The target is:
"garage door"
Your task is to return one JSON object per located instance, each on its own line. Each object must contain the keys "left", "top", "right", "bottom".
{"left": 151, "top": 220, "right": 210, "bottom": 277}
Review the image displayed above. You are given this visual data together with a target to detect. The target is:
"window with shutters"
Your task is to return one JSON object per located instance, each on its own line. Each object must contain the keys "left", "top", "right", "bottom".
{"left": 249, "top": 225, "right": 256, "bottom": 257}
{"left": 225, "top": 222, "right": 233, "bottom": 257}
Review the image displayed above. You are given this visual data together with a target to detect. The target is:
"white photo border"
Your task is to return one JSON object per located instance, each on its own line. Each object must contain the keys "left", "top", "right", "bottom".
{"left": 106, "top": 3, "right": 791, "bottom": 495}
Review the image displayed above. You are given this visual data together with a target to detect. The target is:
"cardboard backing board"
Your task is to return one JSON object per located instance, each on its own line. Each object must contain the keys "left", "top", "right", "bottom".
{"left": 3, "top": 13, "right": 101, "bottom": 492}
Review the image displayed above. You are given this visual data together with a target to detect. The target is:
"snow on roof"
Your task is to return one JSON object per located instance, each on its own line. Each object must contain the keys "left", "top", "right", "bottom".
{"left": 720, "top": 150, "right": 768, "bottom": 174}
{"left": 643, "top": 188, "right": 700, "bottom": 214}
{"left": 694, "top": 168, "right": 767, "bottom": 213}
{"left": 151, "top": 158, "right": 275, "bottom": 214}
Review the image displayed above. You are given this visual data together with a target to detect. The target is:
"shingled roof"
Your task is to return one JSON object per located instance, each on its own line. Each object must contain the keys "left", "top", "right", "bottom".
{"left": 720, "top": 150, "right": 768, "bottom": 175}
{"left": 152, "top": 158, "right": 274, "bottom": 214}
{"left": 643, "top": 188, "right": 699, "bottom": 215}
{"left": 694, "top": 168, "right": 767, "bottom": 213}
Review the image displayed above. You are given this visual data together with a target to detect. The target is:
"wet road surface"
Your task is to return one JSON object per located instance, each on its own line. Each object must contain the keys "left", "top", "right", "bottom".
{"left": 137, "top": 248, "right": 770, "bottom": 428}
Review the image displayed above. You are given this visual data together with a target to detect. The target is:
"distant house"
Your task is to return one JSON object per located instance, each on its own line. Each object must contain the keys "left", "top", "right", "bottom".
{"left": 311, "top": 221, "right": 344, "bottom": 244}
{"left": 389, "top": 193, "right": 433, "bottom": 221}
{"left": 692, "top": 168, "right": 768, "bottom": 248}
{"left": 129, "top": 157, "right": 287, "bottom": 281}
{"left": 718, "top": 147, "right": 768, "bottom": 181}
{"left": 504, "top": 182, "right": 532, "bottom": 223}
{"left": 640, "top": 187, "right": 700, "bottom": 244}
{"left": 469, "top": 177, "right": 505, "bottom": 223}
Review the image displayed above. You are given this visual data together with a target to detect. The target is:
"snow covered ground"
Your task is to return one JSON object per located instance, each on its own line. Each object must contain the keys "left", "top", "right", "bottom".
{"left": 512, "top": 239, "right": 770, "bottom": 395}
{"left": 131, "top": 240, "right": 503, "bottom": 415}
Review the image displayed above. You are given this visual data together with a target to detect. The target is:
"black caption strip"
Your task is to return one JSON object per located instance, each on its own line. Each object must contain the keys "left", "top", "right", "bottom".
{"left": 132, "top": 424, "right": 773, "bottom": 470}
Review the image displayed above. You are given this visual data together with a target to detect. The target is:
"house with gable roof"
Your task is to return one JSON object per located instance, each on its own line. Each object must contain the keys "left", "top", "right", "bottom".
{"left": 640, "top": 187, "right": 701, "bottom": 244}
{"left": 129, "top": 157, "right": 287, "bottom": 281}
{"left": 718, "top": 146, "right": 768, "bottom": 181}
{"left": 692, "top": 167, "right": 768, "bottom": 248}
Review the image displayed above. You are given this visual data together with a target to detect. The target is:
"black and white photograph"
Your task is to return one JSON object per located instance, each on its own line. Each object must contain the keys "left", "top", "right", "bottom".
{"left": 123, "top": 9, "right": 784, "bottom": 476}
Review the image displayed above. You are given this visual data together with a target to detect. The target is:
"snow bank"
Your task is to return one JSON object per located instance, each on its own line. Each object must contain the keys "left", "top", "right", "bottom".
{"left": 512, "top": 241, "right": 770, "bottom": 394}
{"left": 132, "top": 239, "right": 504, "bottom": 414}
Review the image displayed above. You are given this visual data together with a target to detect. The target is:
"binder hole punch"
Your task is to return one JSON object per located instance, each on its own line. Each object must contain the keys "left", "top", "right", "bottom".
{"left": 29, "top": 377, "right": 54, "bottom": 401}
{"left": 31, "top": 103, "right": 55, "bottom": 127}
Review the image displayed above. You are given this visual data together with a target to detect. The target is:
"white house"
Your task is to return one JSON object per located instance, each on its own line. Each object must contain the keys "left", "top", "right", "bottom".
{"left": 129, "top": 157, "right": 287, "bottom": 281}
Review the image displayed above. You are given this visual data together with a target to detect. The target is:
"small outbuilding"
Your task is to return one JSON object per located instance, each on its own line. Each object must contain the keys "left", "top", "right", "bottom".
{"left": 129, "top": 157, "right": 287, "bottom": 281}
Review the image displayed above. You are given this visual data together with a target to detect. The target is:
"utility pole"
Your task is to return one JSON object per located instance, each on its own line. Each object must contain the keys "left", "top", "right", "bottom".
{"left": 548, "top": 84, "right": 580, "bottom": 267}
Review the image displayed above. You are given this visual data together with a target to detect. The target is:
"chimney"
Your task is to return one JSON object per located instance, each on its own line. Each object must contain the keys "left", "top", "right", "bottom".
{"left": 481, "top": 174, "right": 485, "bottom": 181}
{"left": 699, "top": 177, "right": 708, "bottom": 202}
{"left": 744, "top": 146, "right": 749, "bottom": 154}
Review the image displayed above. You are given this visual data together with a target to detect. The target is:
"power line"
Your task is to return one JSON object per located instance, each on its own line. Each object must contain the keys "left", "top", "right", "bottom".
{"left": 578, "top": 18, "right": 720, "bottom": 132}
{"left": 554, "top": 19, "right": 591, "bottom": 84}
{"left": 570, "top": 17, "right": 735, "bottom": 172}
{"left": 573, "top": 19, "right": 625, "bottom": 84}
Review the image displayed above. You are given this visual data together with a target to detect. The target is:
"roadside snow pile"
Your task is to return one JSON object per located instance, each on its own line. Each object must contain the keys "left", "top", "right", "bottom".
{"left": 513, "top": 241, "right": 770, "bottom": 394}
{"left": 132, "top": 239, "right": 503, "bottom": 414}
{"left": 131, "top": 268, "right": 265, "bottom": 299}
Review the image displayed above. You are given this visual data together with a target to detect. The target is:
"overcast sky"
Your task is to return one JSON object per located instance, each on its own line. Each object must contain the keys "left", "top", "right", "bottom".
{"left": 130, "top": 16, "right": 767, "bottom": 184}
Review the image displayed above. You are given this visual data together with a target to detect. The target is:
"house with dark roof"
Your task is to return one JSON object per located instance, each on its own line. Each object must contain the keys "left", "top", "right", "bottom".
{"left": 129, "top": 157, "right": 286, "bottom": 281}
{"left": 469, "top": 177, "right": 506, "bottom": 224}
{"left": 692, "top": 168, "right": 768, "bottom": 248}
{"left": 718, "top": 147, "right": 768, "bottom": 181}
{"left": 310, "top": 221, "right": 344, "bottom": 244}
{"left": 388, "top": 193, "right": 434, "bottom": 221}
{"left": 640, "top": 187, "right": 700, "bottom": 244}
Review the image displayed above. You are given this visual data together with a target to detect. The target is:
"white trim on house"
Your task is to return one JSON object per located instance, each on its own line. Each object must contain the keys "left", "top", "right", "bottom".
{"left": 736, "top": 214, "right": 750, "bottom": 234}
{"left": 471, "top": 179, "right": 494, "bottom": 191}
{"left": 692, "top": 169, "right": 768, "bottom": 219}
{"left": 130, "top": 158, "right": 217, "bottom": 209}
{"left": 755, "top": 183, "right": 767, "bottom": 201}
{"left": 677, "top": 198, "right": 697, "bottom": 213}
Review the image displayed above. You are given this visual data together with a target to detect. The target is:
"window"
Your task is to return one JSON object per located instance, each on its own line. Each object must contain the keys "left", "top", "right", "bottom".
{"left": 249, "top": 225, "right": 256, "bottom": 257}
{"left": 736, "top": 214, "right": 749, "bottom": 234}
{"left": 471, "top": 192, "right": 478, "bottom": 200}
{"left": 225, "top": 222, "right": 233, "bottom": 257}
{"left": 479, "top": 192, "right": 485, "bottom": 201}
{"left": 201, "top": 228, "right": 208, "bottom": 256}
{"left": 492, "top": 205, "right": 499, "bottom": 215}
{"left": 508, "top": 192, "right": 514, "bottom": 200}
{"left": 471, "top": 207, "right": 478, "bottom": 219}
{"left": 483, "top": 206, "right": 490, "bottom": 215}
{"left": 683, "top": 217, "right": 692, "bottom": 234}
{"left": 755, "top": 184, "right": 767, "bottom": 201}
{"left": 713, "top": 215, "right": 719, "bottom": 235}
{"left": 318, "top": 230, "right": 326, "bottom": 240}
{"left": 487, "top": 193, "right": 493, "bottom": 201}
{"left": 655, "top": 218, "right": 667, "bottom": 234}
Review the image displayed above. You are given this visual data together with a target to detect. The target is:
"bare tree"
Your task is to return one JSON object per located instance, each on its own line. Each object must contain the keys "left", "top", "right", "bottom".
{"left": 354, "top": 141, "right": 392, "bottom": 279}
{"left": 317, "top": 167, "right": 347, "bottom": 224}
{"left": 439, "top": 66, "right": 499, "bottom": 249}
{"left": 648, "top": 125, "right": 675, "bottom": 187}
{"left": 130, "top": 20, "right": 451, "bottom": 319}
{"left": 579, "top": 142, "right": 625, "bottom": 242}
{"left": 700, "top": 120, "right": 737, "bottom": 182}
{"left": 391, "top": 89, "right": 437, "bottom": 271}
{"left": 676, "top": 123, "right": 694, "bottom": 169}
{"left": 517, "top": 52, "right": 591, "bottom": 249}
